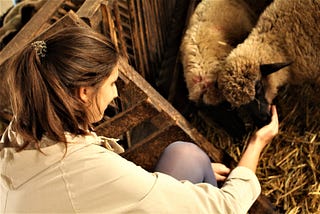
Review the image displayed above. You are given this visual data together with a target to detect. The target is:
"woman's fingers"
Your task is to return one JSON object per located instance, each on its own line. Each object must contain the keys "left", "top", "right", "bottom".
{"left": 211, "top": 163, "right": 231, "bottom": 181}
{"left": 215, "top": 174, "right": 228, "bottom": 181}
{"left": 270, "top": 105, "right": 279, "bottom": 135}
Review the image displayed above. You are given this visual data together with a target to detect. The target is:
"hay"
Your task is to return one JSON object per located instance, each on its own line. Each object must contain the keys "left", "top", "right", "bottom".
{"left": 193, "top": 84, "right": 320, "bottom": 213}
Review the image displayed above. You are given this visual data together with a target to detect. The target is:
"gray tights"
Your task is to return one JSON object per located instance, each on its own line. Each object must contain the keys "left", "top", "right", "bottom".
{"left": 155, "top": 141, "right": 217, "bottom": 187}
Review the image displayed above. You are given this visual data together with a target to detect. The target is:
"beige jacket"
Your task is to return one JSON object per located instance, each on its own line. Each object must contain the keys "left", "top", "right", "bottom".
{"left": 0, "top": 128, "right": 261, "bottom": 213}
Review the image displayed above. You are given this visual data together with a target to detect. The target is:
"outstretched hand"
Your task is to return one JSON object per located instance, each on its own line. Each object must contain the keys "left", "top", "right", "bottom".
{"left": 238, "top": 105, "right": 279, "bottom": 173}
{"left": 250, "top": 105, "right": 279, "bottom": 149}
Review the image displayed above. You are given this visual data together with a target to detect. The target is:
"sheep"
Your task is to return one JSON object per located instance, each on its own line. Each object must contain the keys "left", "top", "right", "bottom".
{"left": 217, "top": 0, "right": 320, "bottom": 125}
{"left": 180, "top": 0, "right": 258, "bottom": 106}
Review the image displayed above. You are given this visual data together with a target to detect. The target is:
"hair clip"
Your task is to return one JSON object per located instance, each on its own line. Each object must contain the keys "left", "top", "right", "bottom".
{"left": 31, "top": 40, "right": 47, "bottom": 58}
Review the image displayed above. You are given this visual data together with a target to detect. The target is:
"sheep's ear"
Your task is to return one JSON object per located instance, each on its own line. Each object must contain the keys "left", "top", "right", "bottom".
{"left": 260, "top": 62, "right": 292, "bottom": 76}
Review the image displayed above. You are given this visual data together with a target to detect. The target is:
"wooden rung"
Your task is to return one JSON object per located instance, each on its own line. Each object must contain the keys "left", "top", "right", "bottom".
{"left": 119, "top": 11, "right": 130, "bottom": 20}
{"left": 119, "top": 20, "right": 131, "bottom": 30}
{"left": 117, "top": 0, "right": 128, "bottom": 9}
{"left": 95, "top": 99, "right": 159, "bottom": 138}
{"left": 148, "top": 112, "right": 173, "bottom": 130}
{"left": 122, "top": 125, "right": 192, "bottom": 171}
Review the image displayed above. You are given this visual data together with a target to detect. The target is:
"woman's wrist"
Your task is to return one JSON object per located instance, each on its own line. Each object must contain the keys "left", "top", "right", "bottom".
{"left": 248, "top": 133, "right": 269, "bottom": 151}
{"left": 246, "top": 141, "right": 265, "bottom": 155}
{"left": 238, "top": 141, "right": 264, "bottom": 173}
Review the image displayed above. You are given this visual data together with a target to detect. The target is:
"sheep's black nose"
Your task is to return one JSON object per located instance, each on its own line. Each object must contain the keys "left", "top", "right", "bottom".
{"left": 246, "top": 99, "right": 271, "bottom": 128}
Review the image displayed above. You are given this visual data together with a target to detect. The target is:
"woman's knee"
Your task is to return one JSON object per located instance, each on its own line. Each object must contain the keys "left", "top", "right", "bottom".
{"left": 163, "top": 141, "right": 209, "bottom": 162}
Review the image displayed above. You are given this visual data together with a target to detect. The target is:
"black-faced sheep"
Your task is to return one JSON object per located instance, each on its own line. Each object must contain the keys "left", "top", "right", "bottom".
{"left": 180, "top": 0, "right": 258, "bottom": 106}
{"left": 217, "top": 0, "right": 320, "bottom": 125}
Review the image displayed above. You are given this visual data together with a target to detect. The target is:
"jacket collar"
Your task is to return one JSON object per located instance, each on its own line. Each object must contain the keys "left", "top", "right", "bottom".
{"left": 1, "top": 123, "right": 124, "bottom": 190}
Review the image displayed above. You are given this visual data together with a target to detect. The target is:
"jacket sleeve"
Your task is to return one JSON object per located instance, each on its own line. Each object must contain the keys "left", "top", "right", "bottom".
{"left": 140, "top": 166, "right": 261, "bottom": 214}
{"left": 65, "top": 144, "right": 261, "bottom": 213}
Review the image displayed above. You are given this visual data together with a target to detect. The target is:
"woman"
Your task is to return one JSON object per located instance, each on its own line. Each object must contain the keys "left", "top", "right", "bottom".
{"left": 0, "top": 26, "right": 278, "bottom": 213}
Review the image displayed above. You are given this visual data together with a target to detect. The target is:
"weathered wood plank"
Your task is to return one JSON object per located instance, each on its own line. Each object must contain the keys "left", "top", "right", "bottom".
{"left": 76, "top": 0, "right": 106, "bottom": 29}
{"left": 37, "top": 11, "right": 90, "bottom": 40}
{"left": 0, "top": 0, "right": 66, "bottom": 65}
{"left": 95, "top": 99, "right": 159, "bottom": 138}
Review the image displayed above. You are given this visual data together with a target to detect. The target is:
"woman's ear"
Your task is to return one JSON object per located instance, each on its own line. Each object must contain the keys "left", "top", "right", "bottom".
{"left": 79, "top": 86, "right": 90, "bottom": 103}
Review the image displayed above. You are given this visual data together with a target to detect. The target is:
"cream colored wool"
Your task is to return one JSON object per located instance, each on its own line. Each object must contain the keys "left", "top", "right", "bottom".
{"left": 218, "top": 0, "right": 320, "bottom": 107}
{"left": 180, "top": 0, "right": 257, "bottom": 105}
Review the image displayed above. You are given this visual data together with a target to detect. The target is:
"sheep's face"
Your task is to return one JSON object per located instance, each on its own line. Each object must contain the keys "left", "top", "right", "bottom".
{"left": 217, "top": 63, "right": 272, "bottom": 127}
{"left": 247, "top": 61, "right": 292, "bottom": 126}
{"left": 217, "top": 60, "right": 259, "bottom": 107}
{"left": 218, "top": 61, "right": 291, "bottom": 127}
{"left": 217, "top": 60, "right": 272, "bottom": 126}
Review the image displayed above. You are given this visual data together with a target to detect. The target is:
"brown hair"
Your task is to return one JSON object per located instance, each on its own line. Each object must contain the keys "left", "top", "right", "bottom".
{"left": 5, "top": 27, "right": 121, "bottom": 150}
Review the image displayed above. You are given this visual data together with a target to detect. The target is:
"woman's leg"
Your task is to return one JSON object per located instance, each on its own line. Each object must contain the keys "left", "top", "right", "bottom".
{"left": 155, "top": 141, "right": 217, "bottom": 186}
